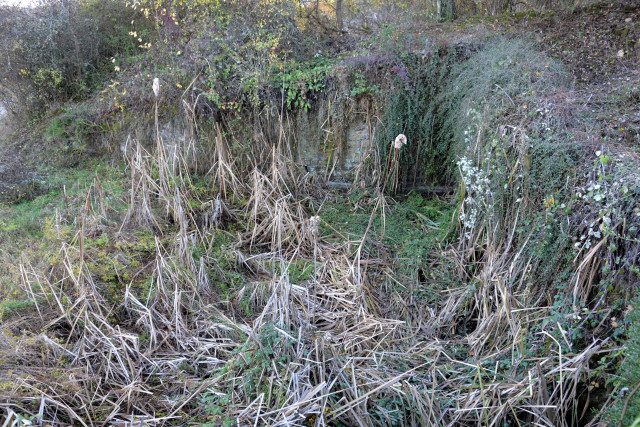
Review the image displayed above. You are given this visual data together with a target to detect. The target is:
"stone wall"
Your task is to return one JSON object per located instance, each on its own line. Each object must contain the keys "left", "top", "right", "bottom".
{"left": 287, "top": 94, "right": 376, "bottom": 182}
{"left": 139, "top": 91, "right": 378, "bottom": 183}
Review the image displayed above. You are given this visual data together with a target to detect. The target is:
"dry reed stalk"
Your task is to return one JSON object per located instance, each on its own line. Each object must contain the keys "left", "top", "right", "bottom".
{"left": 121, "top": 137, "right": 162, "bottom": 235}
{"left": 205, "top": 122, "right": 242, "bottom": 201}
{"left": 2, "top": 97, "right": 627, "bottom": 427}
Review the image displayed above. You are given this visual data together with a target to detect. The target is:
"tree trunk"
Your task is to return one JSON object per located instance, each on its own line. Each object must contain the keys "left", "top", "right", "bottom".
{"left": 336, "top": 0, "right": 344, "bottom": 32}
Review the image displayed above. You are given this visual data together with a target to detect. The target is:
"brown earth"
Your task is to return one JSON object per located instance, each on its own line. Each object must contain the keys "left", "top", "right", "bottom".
{"left": 520, "top": 1, "right": 640, "bottom": 147}
{"left": 415, "top": 0, "right": 639, "bottom": 147}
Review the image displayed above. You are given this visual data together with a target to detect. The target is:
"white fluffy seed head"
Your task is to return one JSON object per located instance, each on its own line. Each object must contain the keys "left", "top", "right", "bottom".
{"left": 152, "top": 78, "right": 160, "bottom": 98}
{"left": 394, "top": 134, "right": 407, "bottom": 149}
{"left": 309, "top": 216, "right": 320, "bottom": 236}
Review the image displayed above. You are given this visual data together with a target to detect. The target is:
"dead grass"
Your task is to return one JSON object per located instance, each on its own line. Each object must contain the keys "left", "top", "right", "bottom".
{"left": 0, "top": 135, "right": 602, "bottom": 427}
{"left": 1, "top": 67, "right": 638, "bottom": 426}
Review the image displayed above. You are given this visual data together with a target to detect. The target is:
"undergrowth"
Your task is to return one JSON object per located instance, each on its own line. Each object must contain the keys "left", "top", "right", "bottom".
{"left": 0, "top": 33, "right": 639, "bottom": 426}
{"left": 605, "top": 296, "right": 640, "bottom": 425}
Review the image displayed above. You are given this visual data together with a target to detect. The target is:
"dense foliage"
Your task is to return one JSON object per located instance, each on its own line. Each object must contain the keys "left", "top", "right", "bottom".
{"left": 0, "top": 0, "right": 148, "bottom": 115}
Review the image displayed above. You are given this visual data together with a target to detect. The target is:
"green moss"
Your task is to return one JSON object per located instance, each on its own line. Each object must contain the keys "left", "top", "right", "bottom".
{"left": 0, "top": 163, "right": 125, "bottom": 239}
{"left": 0, "top": 299, "right": 36, "bottom": 319}
{"left": 208, "top": 232, "right": 246, "bottom": 299}
{"left": 319, "top": 191, "right": 454, "bottom": 296}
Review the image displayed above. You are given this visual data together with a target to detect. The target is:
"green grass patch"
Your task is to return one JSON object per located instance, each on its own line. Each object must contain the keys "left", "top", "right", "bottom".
{"left": 0, "top": 161, "right": 127, "bottom": 304}
{"left": 319, "top": 191, "right": 455, "bottom": 279}
{"left": 0, "top": 162, "right": 126, "bottom": 240}
{"left": 275, "top": 259, "right": 315, "bottom": 284}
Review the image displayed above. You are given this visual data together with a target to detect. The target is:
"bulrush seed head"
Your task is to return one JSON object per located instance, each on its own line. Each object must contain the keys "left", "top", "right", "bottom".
{"left": 394, "top": 134, "right": 407, "bottom": 149}
{"left": 309, "top": 216, "right": 320, "bottom": 236}
{"left": 152, "top": 78, "right": 160, "bottom": 98}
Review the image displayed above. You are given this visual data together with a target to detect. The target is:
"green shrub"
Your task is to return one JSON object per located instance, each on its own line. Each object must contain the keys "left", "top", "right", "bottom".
{"left": 0, "top": 0, "right": 148, "bottom": 116}
{"left": 376, "top": 51, "right": 454, "bottom": 190}
{"left": 438, "top": 38, "right": 567, "bottom": 161}
{"left": 375, "top": 39, "right": 570, "bottom": 197}
{"left": 605, "top": 298, "right": 640, "bottom": 425}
